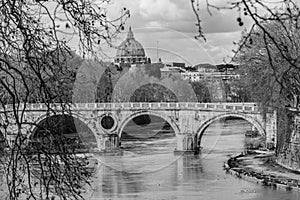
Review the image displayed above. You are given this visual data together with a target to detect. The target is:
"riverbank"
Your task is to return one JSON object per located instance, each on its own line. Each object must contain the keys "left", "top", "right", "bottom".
{"left": 225, "top": 151, "right": 300, "bottom": 192}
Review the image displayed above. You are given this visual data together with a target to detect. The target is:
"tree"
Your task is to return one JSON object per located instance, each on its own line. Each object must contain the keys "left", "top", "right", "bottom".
{"left": 190, "top": 81, "right": 211, "bottom": 102}
{"left": 96, "top": 63, "right": 114, "bottom": 103}
{"left": 190, "top": 0, "right": 300, "bottom": 153}
{"left": 0, "top": 1, "right": 129, "bottom": 199}
{"left": 223, "top": 80, "right": 251, "bottom": 102}
{"left": 234, "top": 20, "right": 300, "bottom": 152}
{"left": 129, "top": 83, "right": 178, "bottom": 102}
{"left": 191, "top": 0, "right": 300, "bottom": 108}
{"left": 111, "top": 64, "right": 198, "bottom": 102}
{"left": 233, "top": 23, "right": 292, "bottom": 107}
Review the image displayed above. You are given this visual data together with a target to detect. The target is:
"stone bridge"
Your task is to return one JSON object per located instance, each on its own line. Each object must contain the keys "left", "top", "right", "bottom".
{"left": 0, "top": 102, "right": 277, "bottom": 154}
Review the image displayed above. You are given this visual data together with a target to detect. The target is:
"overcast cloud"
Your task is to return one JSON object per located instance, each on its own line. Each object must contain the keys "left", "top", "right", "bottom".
{"left": 104, "top": 0, "right": 253, "bottom": 65}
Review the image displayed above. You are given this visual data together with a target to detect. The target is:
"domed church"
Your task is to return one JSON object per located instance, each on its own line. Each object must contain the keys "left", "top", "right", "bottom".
{"left": 114, "top": 27, "right": 149, "bottom": 65}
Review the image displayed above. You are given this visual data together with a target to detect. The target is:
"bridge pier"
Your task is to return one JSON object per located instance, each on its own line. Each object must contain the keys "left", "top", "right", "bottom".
{"left": 96, "top": 133, "right": 122, "bottom": 155}
{"left": 174, "top": 133, "right": 200, "bottom": 155}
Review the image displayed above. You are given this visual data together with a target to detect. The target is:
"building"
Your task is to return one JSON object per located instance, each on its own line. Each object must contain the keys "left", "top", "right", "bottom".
{"left": 181, "top": 63, "right": 240, "bottom": 82}
{"left": 113, "top": 28, "right": 240, "bottom": 83}
{"left": 160, "top": 62, "right": 186, "bottom": 79}
{"left": 114, "top": 27, "right": 149, "bottom": 66}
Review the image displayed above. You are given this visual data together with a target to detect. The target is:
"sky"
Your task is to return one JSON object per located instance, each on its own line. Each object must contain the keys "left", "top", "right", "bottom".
{"left": 103, "top": 0, "right": 253, "bottom": 66}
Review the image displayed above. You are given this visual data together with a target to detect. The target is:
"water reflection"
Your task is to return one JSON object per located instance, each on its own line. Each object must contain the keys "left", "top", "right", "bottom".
{"left": 89, "top": 119, "right": 300, "bottom": 200}
{"left": 0, "top": 119, "right": 298, "bottom": 199}
{"left": 92, "top": 153, "right": 206, "bottom": 199}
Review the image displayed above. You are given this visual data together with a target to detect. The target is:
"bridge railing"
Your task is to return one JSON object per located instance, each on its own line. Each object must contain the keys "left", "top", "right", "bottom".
{"left": 1, "top": 102, "right": 260, "bottom": 113}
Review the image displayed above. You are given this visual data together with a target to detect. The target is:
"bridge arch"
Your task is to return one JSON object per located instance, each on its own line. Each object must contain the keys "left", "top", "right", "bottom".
{"left": 118, "top": 111, "right": 180, "bottom": 138}
{"left": 196, "top": 112, "right": 266, "bottom": 145}
{"left": 29, "top": 114, "right": 97, "bottom": 151}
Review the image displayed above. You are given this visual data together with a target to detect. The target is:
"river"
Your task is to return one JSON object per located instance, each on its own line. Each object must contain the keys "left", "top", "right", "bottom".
{"left": 0, "top": 119, "right": 299, "bottom": 199}
{"left": 88, "top": 119, "right": 300, "bottom": 200}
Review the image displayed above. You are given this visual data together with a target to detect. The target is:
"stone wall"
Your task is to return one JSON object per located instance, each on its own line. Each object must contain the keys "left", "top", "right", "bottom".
{"left": 276, "top": 109, "right": 300, "bottom": 172}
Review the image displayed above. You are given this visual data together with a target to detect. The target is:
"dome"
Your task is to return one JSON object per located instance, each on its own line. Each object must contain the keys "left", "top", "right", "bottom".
{"left": 114, "top": 27, "right": 147, "bottom": 65}
{"left": 116, "top": 28, "right": 145, "bottom": 57}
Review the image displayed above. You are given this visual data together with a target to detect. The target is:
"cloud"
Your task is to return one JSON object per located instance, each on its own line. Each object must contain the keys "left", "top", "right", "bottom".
{"left": 103, "top": 0, "right": 251, "bottom": 64}
{"left": 139, "top": 0, "right": 184, "bottom": 20}
{"left": 107, "top": 0, "right": 253, "bottom": 34}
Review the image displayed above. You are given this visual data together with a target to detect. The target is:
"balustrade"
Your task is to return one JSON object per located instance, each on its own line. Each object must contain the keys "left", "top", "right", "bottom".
{"left": 0, "top": 102, "right": 259, "bottom": 113}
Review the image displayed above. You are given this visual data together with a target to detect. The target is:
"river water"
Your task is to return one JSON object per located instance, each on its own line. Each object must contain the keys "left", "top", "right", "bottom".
{"left": 0, "top": 119, "right": 299, "bottom": 199}
{"left": 88, "top": 119, "right": 300, "bottom": 200}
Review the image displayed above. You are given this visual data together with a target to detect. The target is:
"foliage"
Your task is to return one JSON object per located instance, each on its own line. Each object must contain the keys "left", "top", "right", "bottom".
{"left": 190, "top": 0, "right": 300, "bottom": 155}
{"left": 96, "top": 64, "right": 114, "bottom": 103}
{"left": 111, "top": 64, "right": 198, "bottom": 102}
{"left": 130, "top": 83, "right": 178, "bottom": 102}
{"left": 223, "top": 80, "right": 251, "bottom": 102}
{"left": 193, "top": 1, "right": 300, "bottom": 154}
{"left": 232, "top": 19, "right": 300, "bottom": 152}
{"left": 96, "top": 63, "right": 214, "bottom": 103}
{"left": 0, "top": 0, "right": 129, "bottom": 199}
{"left": 190, "top": 81, "right": 211, "bottom": 102}
{"left": 235, "top": 21, "right": 300, "bottom": 109}
{"left": 192, "top": 0, "right": 300, "bottom": 108}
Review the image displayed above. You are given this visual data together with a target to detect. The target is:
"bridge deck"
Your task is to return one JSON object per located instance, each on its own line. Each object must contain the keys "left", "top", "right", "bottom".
{"left": 0, "top": 102, "right": 259, "bottom": 113}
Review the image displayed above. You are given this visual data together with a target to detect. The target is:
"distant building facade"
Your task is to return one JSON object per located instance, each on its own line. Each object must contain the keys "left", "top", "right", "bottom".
{"left": 160, "top": 62, "right": 186, "bottom": 79}
{"left": 160, "top": 63, "right": 240, "bottom": 82}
